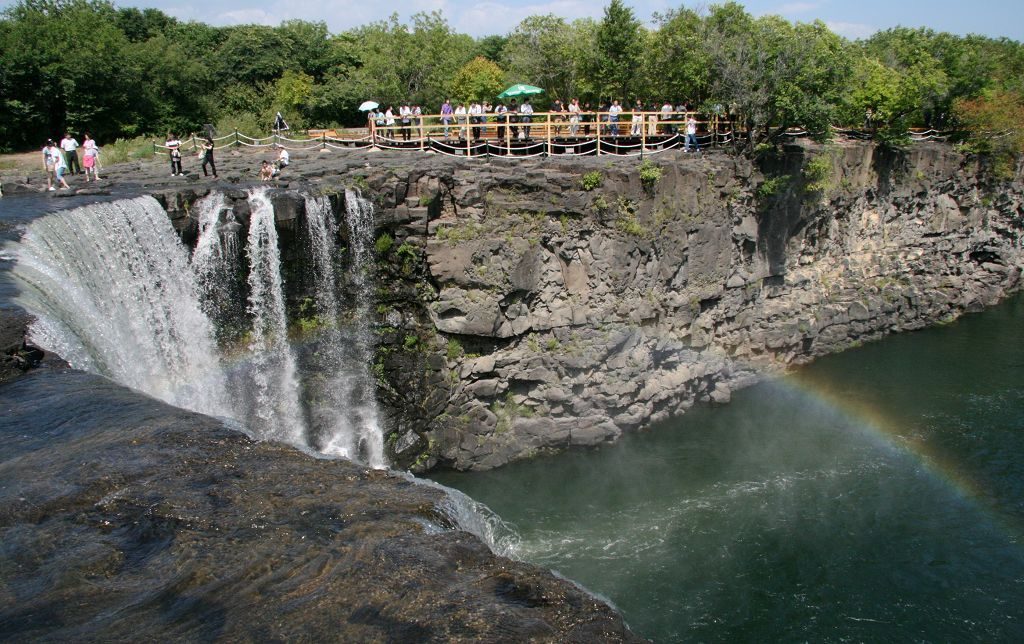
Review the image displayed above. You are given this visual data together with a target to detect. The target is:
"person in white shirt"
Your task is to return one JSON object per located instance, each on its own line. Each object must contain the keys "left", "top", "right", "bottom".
{"left": 685, "top": 114, "right": 699, "bottom": 152}
{"left": 43, "top": 140, "right": 70, "bottom": 190}
{"left": 166, "top": 133, "right": 182, "bottom": 176}
{"left": 454, "top": 103, "right": 467, "bottom": 139}
{"left": 494, "top": 103, "right": 508, "bottom": 141}
{"left": 399, "top": 103, "right": 412, "bottom": 141}
{"left": 384, "top": 106, "right": 395, "bottom": 139}
{"left": 519, "top": 99, "right": 534, "bottom": 138}
{"left": 469, "top": 101, "right": 483, "bottom": 139}
{"left": 661, "top": 101, "right": 674, "bottom": 134}
{"left": 631, "top": 100, "right": 643, "bottom": 136}
{"left": 276, "top": 146, "right": 289, "bottom": 173}
{"left": 568, "top": 98, "right": 581, "bottom": 136}
{"left": 608, "top": 100, "right": 622, "bottom": 136}
{"left": 60, "top": 133, "right": 81, "bottom": 175}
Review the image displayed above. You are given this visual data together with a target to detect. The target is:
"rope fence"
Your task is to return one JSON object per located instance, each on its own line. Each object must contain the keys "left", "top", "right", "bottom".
{"left": 151, "top": 111, "right": 959, "bottom": 160}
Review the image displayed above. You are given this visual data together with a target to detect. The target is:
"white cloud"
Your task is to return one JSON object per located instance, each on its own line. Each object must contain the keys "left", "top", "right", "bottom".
{"left": 826, "top": 20, "right": 877, "bottom": 40}
{"left": 216, "top": 9, "right": 276, "bottom": 26}
{"left": 453, "top": 1, "right": 600, "bottom": 36}
{"left": 777, "top": 2, "right": 821, "bottom": 14}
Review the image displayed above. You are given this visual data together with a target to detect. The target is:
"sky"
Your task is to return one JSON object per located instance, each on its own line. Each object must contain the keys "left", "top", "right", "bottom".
{"left": 2, "top": 0, "right": 1021, "bottom": 42}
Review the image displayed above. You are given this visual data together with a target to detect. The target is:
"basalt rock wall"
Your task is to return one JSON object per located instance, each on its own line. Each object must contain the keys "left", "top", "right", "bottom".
{"left": 153, "top": 144, "right": 1024, "bottom": 472}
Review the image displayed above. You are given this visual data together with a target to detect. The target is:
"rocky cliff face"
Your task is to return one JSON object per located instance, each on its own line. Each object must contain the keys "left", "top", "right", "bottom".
{"left": 144, "top": 144, "right": 1022, "bottom": 472}
{"left": 366, "top": 143, "right": 1023, "bottom": 471}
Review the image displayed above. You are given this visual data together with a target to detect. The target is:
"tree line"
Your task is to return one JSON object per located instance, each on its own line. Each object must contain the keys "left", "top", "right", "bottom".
{"left": 1, "top": 0, "right": 1022, "bottom": 156}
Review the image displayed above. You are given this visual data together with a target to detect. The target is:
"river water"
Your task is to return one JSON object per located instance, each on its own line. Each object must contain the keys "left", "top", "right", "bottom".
{"left": 433, "top": 294, "right": 1024, "bottom": 642}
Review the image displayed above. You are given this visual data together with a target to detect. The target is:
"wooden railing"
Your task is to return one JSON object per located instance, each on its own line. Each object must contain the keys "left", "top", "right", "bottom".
{"left": 362, "top": 110, "right": 724, "bottom": 153}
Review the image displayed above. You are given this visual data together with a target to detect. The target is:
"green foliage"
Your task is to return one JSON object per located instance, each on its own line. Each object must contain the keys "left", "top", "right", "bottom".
{"left": 101, "top": 136, "right": 158, "bottom": 164}
{"left": 449, "top": 56, "right": 505, "bottom": 103}
{"left": 803, "top": 153, "right": 834, "bottom": 194}
{"left": 757, "top": 174, "right": 792, "bottom": 199}
{"left": 396, "top": 242, "right": 418, "bottom": 272}
{"left": 435, "top": 220, "right": 483, "bottom": 243}
{"left": 492, "top": 392, "right": 535, "bottom": 434}
{"left": 580, "top": 170, "right": 602, "bottom": 191}
{"left": 446, "top": 337, "right": 464, "bottom": 360}
{"left": 638, "top": 159, "right": 663, "bottom": 189}
{"left": 1, "top": 0, "right": 1022, "bottom": 151}
{"left": 375, "top": 232, "right": 395, "bottom": 255}
{"left": 595, "top": 0, "right": 643, "bottom": 99}
{"left": 403, "top": 334, "right": 420, "bottom": 350}
{"left": 953, "top": 89, "right": 1024, "bottom": 180}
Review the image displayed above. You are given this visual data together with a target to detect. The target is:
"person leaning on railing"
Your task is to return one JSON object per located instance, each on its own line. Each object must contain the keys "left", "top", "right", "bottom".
{"left": 519, "top": 100, "right": 533, "bottom": 138}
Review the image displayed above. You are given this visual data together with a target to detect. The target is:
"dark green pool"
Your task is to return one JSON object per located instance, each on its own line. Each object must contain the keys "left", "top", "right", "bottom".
{"left": 433, "top": 295, "right": 1024, "bottom": 642}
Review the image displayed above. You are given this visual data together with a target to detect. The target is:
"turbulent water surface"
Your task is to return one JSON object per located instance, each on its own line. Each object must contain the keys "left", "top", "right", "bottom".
{"left": 433, "top": 294, "right": 1024, "bottom": 642}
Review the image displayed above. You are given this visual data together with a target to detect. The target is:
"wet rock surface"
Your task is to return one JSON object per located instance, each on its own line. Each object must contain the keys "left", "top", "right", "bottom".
{"left": 0, "top": 365, "right": 641, "bottom": 642}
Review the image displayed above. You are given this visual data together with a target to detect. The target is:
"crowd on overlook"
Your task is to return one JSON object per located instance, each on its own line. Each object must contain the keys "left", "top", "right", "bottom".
{"left": 367, "top": 97, "right": 705, "bottom": 151}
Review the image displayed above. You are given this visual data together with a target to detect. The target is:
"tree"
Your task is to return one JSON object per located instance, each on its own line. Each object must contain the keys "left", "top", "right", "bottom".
{"left": 450, "top": 56, "right": 505, "bottom": 103}
{"left": 503, "top": 15, "right": 598, "bottom": 103}
{"left": 647, "top": 7, "right": 712, "bottom": 104}
{"left": 953, "top": 89, "right": 1024, "bottom": 178}
{"left": 594, "top": 0, "right": 643, "bottom": 100}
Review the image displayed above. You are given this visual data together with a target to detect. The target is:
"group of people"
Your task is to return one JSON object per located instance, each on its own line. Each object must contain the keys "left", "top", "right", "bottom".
{"left": 367, "top": 98, "right": 702, "bottom": 151}
{"left": 41, "top": 133, "right": 101, "bottom": 191}
{"left": 259, "top": 146, "right": 290, "bottom": 181}
{"left": 165, "top": 133, "right": 217, "bottom": 178}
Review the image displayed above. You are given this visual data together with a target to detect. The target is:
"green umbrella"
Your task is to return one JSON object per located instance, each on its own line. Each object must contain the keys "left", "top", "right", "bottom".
{"left": 497, "top": 84, "right": 544, "bottom": 99}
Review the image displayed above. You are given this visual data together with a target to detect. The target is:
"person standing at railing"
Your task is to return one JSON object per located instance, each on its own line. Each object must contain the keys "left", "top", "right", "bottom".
{"left": 454, "top": 103, "right": 467, "bottom": 139}
{"left": 508, "top": 99, "right": 520, "bottom": 139}
{"left": 685, "top": 114, "right": 699, "bottom": 153}
{"left": 482, "top": 101, "right": 492, "bottom": 138}
{"left": 674, "top": 102, "right": 687, "bottom": 134}
{"left": 631, "top": 100, "right": 643, "bottom": 136}
{"left": 469, "top": 100, "right": 482, "bottom": 139}
{"left": 520, "top": 99, "right": 533, "bottom": 138}
{"left": 400, "top": 103, "right": 412, "bottom": 141}
{"left": 568, "top": 98, "right": 581, "bottom": 136}
{"left": 608, "top": 100, "right": 622, "bottom": 136}
{"left": 413, "top": 105, "right": 423, "bottom": 138}
{"left": 647, "top": 101, "right": 659, "bottom": 136}
{"left": 494, "top": 102, "right": 508, "bottom": 141}
{"left": 440, "top": 99, "right": 453, "bottom": 139}
{"left": 551, "top": 99, "right": 564, "bottom": 135}
{"left": 661, "top": 101, "right": 674, "bottom": 134}
{"left": 384, "top": 106, "right": 395, "bottom": 139}
{"left": 582, "top": 102, "right": 593, "bottom": 136}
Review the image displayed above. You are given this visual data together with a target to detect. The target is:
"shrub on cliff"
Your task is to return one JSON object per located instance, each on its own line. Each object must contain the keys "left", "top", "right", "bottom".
{"left": 953, "top": 90, "right": 1024, "bottom": 180}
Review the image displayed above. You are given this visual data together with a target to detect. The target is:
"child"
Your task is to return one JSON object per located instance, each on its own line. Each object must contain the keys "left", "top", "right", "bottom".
{"left": 259, "top": 160, "right": 274, "bottom": 181}
{"left": 82, "top": 133, "right": 101, "bottom": 182}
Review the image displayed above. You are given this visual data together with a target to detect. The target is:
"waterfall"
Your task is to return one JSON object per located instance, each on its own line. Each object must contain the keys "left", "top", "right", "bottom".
{"left": 8, "top": 196, "right": 235, "bottom": 419}
{"left": 191, "top": 192, "right": 243, "bottom": 329}
{"left": 308, "top": 191, "right": 385, "bottom": 468}
{"left": 240, "top": 188, "right": 308, "bottom": 446}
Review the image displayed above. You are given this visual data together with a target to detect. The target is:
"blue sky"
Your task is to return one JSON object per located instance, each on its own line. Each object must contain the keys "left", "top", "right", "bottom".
{"left": 2, "top": 0, "right": 1021, "bottom": 41}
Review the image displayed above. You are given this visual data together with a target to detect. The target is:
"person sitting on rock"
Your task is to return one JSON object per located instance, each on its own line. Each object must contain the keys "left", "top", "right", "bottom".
{"left": 259, "top": 160, "right": 274, "bottom": 181}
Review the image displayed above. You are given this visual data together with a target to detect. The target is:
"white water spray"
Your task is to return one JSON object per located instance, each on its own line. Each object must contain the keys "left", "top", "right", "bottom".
{"left": 8, "top": 196, "right": 235, "bottom": 419}
{"left": 311, "top": 191, "right": 385, "bottom": 467}
{"left": 241, "top": 188, "right": 308, "bottom": 445}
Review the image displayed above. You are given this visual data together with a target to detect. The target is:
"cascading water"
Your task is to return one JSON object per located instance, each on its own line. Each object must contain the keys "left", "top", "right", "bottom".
{"left": 190, "top": 192, "right": 243, "bottom": 331}
{"left": 309, "top": 191, "right": 385, "bottom": 467}
{"left": 240, "top": 188, "right": 308, "bottom": 445}
{"left": 8, "top": 196, "right": 235, "bottom": 419}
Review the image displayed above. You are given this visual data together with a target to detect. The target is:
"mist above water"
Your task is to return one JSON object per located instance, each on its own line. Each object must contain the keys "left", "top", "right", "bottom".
{"left": 433, "top": 294, "right": 1024, "bottom": 642}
